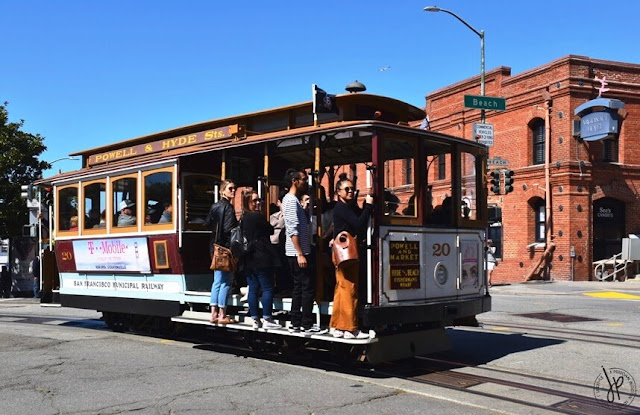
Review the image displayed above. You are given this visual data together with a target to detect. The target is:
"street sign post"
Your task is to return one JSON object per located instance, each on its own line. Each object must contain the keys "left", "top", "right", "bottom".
{"left": 464, "top": 95, "right": 506, "bottom": 111}
{"left": 473, "top": 122, "right": 494, "bottom": 146}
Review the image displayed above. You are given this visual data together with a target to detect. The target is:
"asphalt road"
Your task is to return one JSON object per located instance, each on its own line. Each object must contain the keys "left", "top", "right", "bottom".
{"left": 0, "top": 280, "right": 638, "bottom": 414}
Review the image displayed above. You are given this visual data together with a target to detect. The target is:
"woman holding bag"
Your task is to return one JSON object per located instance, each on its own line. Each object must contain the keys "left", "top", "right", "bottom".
{"left": 205, "top": 179, "right": 238, "bottom": 324}
{"left": 330, "top": 177, "right": 373, "bottom": 339}
{"left": 240, "top": 191, "right": 281, "bottom": 329}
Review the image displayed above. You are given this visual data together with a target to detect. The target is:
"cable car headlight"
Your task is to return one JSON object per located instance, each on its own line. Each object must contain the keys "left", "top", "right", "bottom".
{"left": 434, "top": 262, "right": 448, "bottom": 285}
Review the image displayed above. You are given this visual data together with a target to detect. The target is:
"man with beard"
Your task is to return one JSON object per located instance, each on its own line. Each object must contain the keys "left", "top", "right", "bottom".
{"left": 282, "top": 168, "right": 326, "bottom": 334}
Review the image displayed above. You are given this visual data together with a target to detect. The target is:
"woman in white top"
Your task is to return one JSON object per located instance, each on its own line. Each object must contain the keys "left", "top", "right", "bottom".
{"left": 486, "top": 239, "right": 497, "bottom": 287}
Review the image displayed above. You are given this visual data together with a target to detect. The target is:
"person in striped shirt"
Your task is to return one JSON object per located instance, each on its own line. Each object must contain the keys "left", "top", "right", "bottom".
{"left": 282, "top": 168, "right": 326, "bottom": 334}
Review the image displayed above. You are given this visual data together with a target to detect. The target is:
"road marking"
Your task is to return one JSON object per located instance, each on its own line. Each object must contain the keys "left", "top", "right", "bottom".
{"left": 582, "top": 291, "right": 640, "bottom": 299}
{"left": 489, "top": 326, "right": 510, "bottom": 331}
{"left": 605, "top": 323, "right": 624, "bottom": 327}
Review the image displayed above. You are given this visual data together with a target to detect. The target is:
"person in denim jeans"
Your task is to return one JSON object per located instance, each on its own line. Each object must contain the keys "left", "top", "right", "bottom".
{"left": 282, "top": 169, "right": 327, "bottom": 334}
{"left": 205, "top": 180, "right": 238, "bottom": 324}
{"left": 240, "top": 191, "right": 281, "bottom": 329}
{"left": 32, "top": 256, "right": 40, "bottom": 298}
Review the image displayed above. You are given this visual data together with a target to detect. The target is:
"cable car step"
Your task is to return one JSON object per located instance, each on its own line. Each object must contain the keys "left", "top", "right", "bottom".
{"left": 171, "top": 312, "right": 378, "bottom": 345}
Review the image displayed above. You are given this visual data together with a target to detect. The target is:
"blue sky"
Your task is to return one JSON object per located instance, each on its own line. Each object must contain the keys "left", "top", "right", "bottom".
{"left": 2, "top": 1, "right": 639, "bottom": 178}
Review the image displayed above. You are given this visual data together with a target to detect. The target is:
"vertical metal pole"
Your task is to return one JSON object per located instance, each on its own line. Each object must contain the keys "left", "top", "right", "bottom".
{"left": 312, "top": 84, "right": 318, "bottom": 127}
{"left": 480, "top": 30, "right": 486, "bottom": 123}
{"left": 37, "top": 188, "right": 42, "bottom": 295}
{"left": 262, "top": 143, "right": 269, "bottom": 203}
{"left": 544, "top": 100, "right": 552, "bottom": 246}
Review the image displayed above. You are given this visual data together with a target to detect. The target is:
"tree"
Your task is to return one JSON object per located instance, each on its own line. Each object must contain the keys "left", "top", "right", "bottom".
{"left": 0, "top": 102, "right": 49, "bottom": 239}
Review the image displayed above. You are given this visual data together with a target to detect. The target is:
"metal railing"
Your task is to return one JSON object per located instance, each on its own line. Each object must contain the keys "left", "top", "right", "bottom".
{"left": 593, "top": 252, "right": 630, "bottom": 281}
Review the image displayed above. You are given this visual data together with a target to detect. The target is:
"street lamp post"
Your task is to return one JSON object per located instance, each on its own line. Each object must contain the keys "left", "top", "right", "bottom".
{"left": 424, "top": 6, "right": 486, "bottom": 123}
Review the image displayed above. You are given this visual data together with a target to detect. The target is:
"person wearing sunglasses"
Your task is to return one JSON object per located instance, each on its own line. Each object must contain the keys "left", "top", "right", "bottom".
{"left": 205, "top": 179, "right": 238, "bottom": 324}
{"left": 239, "top": 190, "right": 281, "bottom": 329}
{"left": 329, "top": 177, "right": 374, "bottom": 339}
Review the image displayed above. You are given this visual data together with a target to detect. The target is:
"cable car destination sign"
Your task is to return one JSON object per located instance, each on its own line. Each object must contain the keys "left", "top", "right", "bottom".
{"left": 86, "top": 124, "right": 243, "bottom": 166}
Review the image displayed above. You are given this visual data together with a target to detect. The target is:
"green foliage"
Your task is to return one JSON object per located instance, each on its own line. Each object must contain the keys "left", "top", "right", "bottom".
{"left": 0, "top": 102, "right": 49, "bottom": 239}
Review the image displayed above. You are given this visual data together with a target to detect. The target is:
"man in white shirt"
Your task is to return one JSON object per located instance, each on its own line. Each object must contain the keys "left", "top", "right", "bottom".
{"left": 282, "top": 168, "right": 326, "bottom": 334}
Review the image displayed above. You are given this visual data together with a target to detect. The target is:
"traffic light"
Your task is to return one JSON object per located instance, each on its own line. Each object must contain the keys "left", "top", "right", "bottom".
{"left": 20, "top": 184, "right": 33, "bottom": 200}
{"left": 44, "top": 187, "right": 54, "bottom": 206}
{"left": 504, "top": 170, "right": 515, "bottom": 194}
{"left": 489, "top": 170, "right": 501, "bottom": 195}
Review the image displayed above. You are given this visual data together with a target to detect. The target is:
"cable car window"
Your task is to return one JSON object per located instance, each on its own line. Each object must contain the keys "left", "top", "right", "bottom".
{"left": 112, "top": 176, "right": 137, "bottom": 229}
{"left": 144, "top": 171, "right": 172, "bottom": 225}
{"left": 460, "top": 151, "right": 477, "bottom": 220}
{"left": 183, "top": 174, "right": 216, "bottom": 229}
{"left": 426, "top": 141, "right": 453, "bottom": 226}
{"left": 383, "top": 136, "right": 416, "bottom": 217}
{"left": 84, "top": 182, "right": 106, "bottom": 229}
{"left": 58, "top": 186, "right": 79, "bottom": 232}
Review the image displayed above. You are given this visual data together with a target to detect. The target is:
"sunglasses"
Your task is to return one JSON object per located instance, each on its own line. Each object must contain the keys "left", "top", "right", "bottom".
{"left": 226, "top": 186, "right": 236, "bottom": 191}
{"left": 251, "top": 199, "right": 260, "bottom": 203}
{"left": 340, "top": 186, "right": 355, "bottom": 193}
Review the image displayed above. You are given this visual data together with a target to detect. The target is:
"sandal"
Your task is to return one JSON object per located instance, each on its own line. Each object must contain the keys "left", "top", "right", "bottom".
{"left": 217, "top": 317, "right": 237, "bottom": 324}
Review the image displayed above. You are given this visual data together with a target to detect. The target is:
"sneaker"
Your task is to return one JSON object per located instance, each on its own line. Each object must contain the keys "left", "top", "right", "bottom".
{"left": 262, "top": 318, "right": 282, "bottom": 330}
{"left": 240, "top": 286, "right": 249, "bottom": 296}
{"left": 251, "top": 318, "right": 260, "bottom": 329}
{"left": 344, "top": 330, "right": 369, "bottom": 339}
{"left": 303, "top": 325, "right": 328, "bottom": 335}
{"left": 240, "top": 294, "right": 248, "bottom": 303}
{"left": 332, "top": 329, "right": 344, "bottom": 338}
{"left": 288, "top": 325, "right": 301, "bottom": 333}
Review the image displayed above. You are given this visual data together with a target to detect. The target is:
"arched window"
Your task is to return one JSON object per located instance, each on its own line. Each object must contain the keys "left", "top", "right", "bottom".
{"left": 530, "top": 198, "right": 545, "bottom": 242}
{"left": 602, "top": 138, "right": 618, "bottom": 163}
{"left": 530, "top": 118, "right": 545, "bottom": 165}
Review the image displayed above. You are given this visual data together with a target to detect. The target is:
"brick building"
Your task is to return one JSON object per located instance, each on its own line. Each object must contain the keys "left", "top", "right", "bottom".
{"left": 426, "top": 55, "right": 640, "bottom": 283}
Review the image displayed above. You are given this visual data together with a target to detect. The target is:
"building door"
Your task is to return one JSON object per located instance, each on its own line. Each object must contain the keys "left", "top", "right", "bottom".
{"left": 593, "top": 197, "right": 625, "bottom": 261}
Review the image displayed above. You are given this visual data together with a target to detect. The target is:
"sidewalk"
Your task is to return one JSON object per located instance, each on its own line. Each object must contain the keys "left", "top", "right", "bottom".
{"left": 490, "top": 278, "right": 640, "bottom": 297}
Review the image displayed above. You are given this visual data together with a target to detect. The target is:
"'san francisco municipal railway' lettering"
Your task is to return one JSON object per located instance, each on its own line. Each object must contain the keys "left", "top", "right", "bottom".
{"left": 68, "top": 279, "right": 174, "bottom": 293}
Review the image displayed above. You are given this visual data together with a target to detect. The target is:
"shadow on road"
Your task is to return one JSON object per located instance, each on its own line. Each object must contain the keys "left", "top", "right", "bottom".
{"left": 437, "top": 327, "right": 564, "bottom": 366}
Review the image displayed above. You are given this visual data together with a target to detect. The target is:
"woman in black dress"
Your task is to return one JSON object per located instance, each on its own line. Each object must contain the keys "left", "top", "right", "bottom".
{"left": 241, "top": 190, "right": 281, "bottom": 329}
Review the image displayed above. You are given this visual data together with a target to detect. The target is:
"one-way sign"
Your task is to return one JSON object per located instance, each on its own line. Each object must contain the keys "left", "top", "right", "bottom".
{"left": 473, "top": 122, "right": 494, "bottom": 147}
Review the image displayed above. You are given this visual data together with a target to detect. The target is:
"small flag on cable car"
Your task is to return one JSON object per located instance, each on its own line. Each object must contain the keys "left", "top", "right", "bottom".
{"left": 313, "top": 84, "right": 339, "bottom": 115}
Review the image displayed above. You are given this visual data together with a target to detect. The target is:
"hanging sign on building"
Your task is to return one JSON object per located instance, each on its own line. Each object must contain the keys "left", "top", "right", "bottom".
{"left": 579, "top": 112, "right": 618, "bottom": 141}
{"left": 574, "top": 97, "right": 625, "bottom": 142}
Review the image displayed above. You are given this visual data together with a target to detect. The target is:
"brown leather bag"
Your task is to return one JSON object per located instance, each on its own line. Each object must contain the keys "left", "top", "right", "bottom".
{"left": 209, "top": 203, "right": 237, "bottom": 272}
{"left": 210, "top": 244, "right": 236, "bottom": 272}
{"left": 332, "top": 231, "right": 359, "bottom": 267}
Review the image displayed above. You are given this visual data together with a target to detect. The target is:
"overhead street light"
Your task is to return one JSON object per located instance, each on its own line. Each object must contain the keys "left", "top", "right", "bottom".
{"left": 424, "top": 6, "right": 486, "bottom": 122}
{"left": 48, "top": 156, "right": 79, "bottom": 174}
